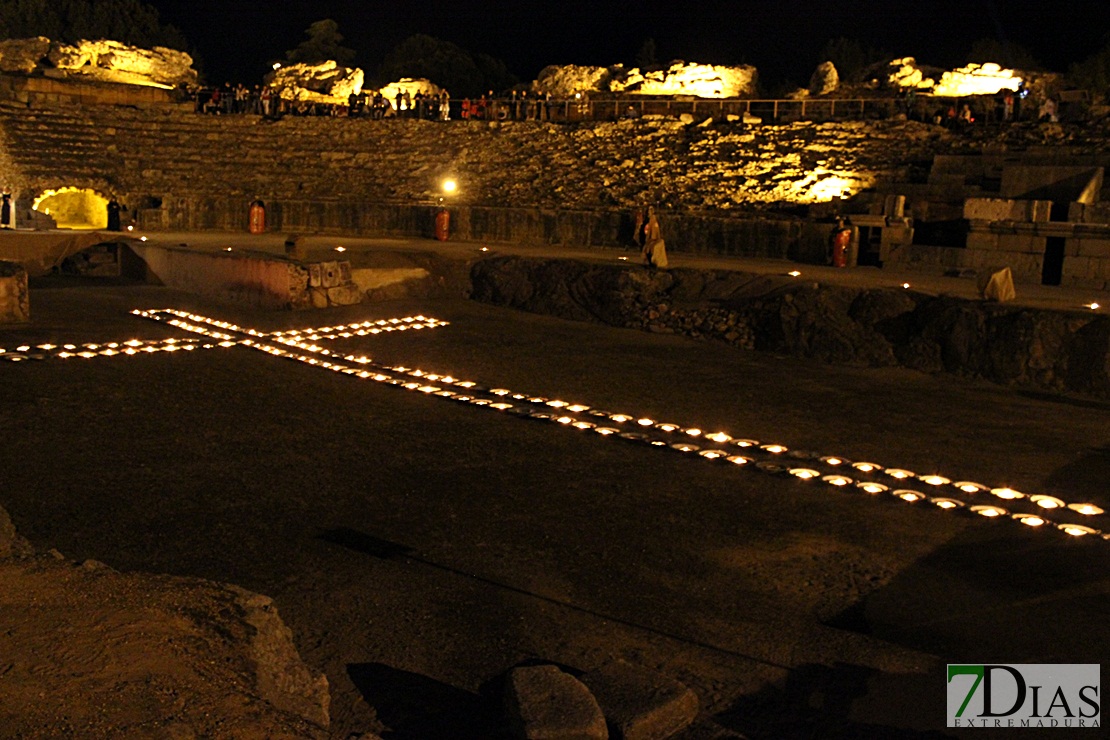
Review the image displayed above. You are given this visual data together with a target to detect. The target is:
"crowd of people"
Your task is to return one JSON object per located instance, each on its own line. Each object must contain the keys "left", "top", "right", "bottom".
{"left": 915, "top": 89, "right": 1070, "bottom": 128}
{"left": 191, "top": 84, "right": 568, "bottom": 121}
{"left": 189, "top": 82, "right": 1080, "bottom": 129}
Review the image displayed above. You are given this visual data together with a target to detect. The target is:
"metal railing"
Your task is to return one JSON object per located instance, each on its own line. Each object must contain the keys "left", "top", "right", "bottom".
{"left": 187, "top": 88, "right": 903, "bottom": 124}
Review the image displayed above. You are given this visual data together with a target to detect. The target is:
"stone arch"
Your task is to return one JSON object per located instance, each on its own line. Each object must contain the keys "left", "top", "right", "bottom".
{"left": 31, "top": 187, "right": 111, "bottom": 229}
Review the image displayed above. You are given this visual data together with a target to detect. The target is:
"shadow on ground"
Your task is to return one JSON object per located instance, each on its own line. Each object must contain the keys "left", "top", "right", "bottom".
{"left": 715, "top": 662, "right": 952, "bottom": 739}
{"left": 1041, "top": 443, "right": 1110, "bottom": 501}
{"left": 821, "top": 519, "right": 1110, "bottom": 663}
{"left": 347, "top": 663, "right": 501, "bottom": 739}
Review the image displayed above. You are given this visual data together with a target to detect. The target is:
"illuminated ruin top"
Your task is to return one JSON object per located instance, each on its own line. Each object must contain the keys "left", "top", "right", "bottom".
{"left": 0, "top": 37, "right": 195, "bottom": 89}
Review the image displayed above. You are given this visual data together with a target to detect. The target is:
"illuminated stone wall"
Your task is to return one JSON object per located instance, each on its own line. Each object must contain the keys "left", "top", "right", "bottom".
{"left": 32, "top": 188, "right": 108, "bottom": 229}
{"left": 0, "top": 37, "right": 195, "bottom": 89}
{"left": 534, "top": 62, "right": 758, "bottom": 98}
{"left": 0, "top": 97, "right": 1108, "bottom": 284}
{"left": 0, "top": 103, "right": 946, "bottom": 214}
{"left": 266, "top": 62, "right": 364, "bottom": 104}
{"left": 132, "top": 244, "right": 362, "bottom": 310}
{"left": 0, "top": 74, "right": 177, "bottom": 107}
{"left": 887, "top": 58, "right": 1023, "bottom": 97}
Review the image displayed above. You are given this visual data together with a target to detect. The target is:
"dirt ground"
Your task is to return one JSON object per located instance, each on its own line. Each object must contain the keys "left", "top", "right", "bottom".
{"left": 1, "top": 278, "right": 1108, "bottom": 738}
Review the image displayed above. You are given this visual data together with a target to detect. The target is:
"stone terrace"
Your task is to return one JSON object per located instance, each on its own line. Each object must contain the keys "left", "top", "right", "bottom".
{"left": 3, "top": 100, "right": 1110, "bottom": 277}
{"left": 0, "top": 103, "right": 970, "bottom": 215}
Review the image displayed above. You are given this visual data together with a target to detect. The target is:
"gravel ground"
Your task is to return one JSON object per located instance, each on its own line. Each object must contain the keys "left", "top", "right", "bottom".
{"left": 2, "top": 280, "right": 1108, "bottom": 738}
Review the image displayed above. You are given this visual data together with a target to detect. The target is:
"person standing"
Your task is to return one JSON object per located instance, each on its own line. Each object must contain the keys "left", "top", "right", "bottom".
{"left": 0, "top": 191, "right": 14, "bottom": 229}
{"left": 637, "top": 205, "right": 668, "bottom": 269}
{"left": 106, "top": 197, "right": 122, "bottom": 231}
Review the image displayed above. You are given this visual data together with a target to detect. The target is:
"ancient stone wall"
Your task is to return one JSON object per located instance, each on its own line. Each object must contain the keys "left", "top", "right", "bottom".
{"left": 470, "top": 256, "right": 1110, "bottom": 397}
{"left": 0, "top": 102, "right": 956, "bottom": 215}
{"left": 0, "top": 75, "right": 178, "bottom": 108}
{"left": 141, "top": 197, "right": 832, "bottom": 264}
{"left": 3, "top": 96, "right": 1110, "bottom": 285}
{"left": 132, "top": 244, "right": 362, "bottom": 310}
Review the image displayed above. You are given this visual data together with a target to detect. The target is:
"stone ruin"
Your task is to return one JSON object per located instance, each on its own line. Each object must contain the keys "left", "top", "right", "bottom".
{"left": 888, "top": 57, "right": 1023, "bottom": 97}
{"left": 265, "top": 61, "right": 365, "bottom": 104}
{"left": 0, "top": 37, "right": 196, "bottom": 89}
{"left": 265, "top": 63, "right": 443, "bottom": 107}
{"left": 533, "top": 61, "right": 758, "bottom": 98}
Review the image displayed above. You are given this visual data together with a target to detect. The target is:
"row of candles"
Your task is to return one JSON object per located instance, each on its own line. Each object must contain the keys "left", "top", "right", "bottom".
{"left": 130, "top": 308, "right": 1106, "bottom": 544}
{"left": 0, "top": 314, "right": 451, "bottom": 361}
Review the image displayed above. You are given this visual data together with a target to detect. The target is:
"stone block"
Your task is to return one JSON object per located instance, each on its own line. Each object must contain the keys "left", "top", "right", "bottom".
{"left": 0, "top": 261, "right": 30, "bottom": 324}
{"left": 1080, "top": 202, "right": 1110, "bottom": 224}
{"left": 998, "top": 234, "right": 1045, "bottom": 254}
{"left": 307, "top": 263, "right": 322, "bottom": 287}
{"left": 883, "top": 194, "right": 905, "bottom": 218}
{"left": 326, "top": 284, "right": 362, "bottom": 306}
{"left": 965, "top": 232, "right": 1001, "bottom": 251}
{"left": 1027, "top": 200, "right": 1053, "bottom": 223}
{"left": 964, "top": 198, "right": 1023, "bottom": 222}
{"left": 1075, "top": 238, "right": 1110, "bottom": 258}
{"left": 967, "top": 250, "right": 1044, "bottom": 283}
{"left": 320, "top": 261, "right": 341, "bottom": 288}
{"left": 504, "top": 665, "right": 608, "bottom": 740}
{"left": 308, "top": 287, "right": 328, "bottom": 309}
{"left": 581, "top": 661, "right": 699, "bottom": 740}
{"left": 1060, "top": 257, "right": 1093, "bottom": 284}
{"left": 963, "top": 248, "right": 1038, "bottom": 284}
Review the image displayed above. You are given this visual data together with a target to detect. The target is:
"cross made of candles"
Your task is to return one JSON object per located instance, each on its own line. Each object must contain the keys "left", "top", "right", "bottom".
{"left": 2, "top": 307, "right": 1105, "bottom": 544}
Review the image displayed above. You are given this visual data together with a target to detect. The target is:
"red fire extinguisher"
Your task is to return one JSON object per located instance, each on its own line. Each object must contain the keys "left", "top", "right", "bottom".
{"left": 435, "top": 207, "right": 450, "bottom": 241}
{"left": 830, "top": 221, "right": 852, "bottom": 268}
{"left": 249, "top": 200, "right": 266, "bottom": 234}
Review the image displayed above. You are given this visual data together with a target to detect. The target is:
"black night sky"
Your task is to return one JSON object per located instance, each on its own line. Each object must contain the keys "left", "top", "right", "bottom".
{"left": 147, "top": 0, "right": 1108, "bottom": 87}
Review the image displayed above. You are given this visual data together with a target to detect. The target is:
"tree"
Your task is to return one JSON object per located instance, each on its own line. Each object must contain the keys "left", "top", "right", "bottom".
{"left": 1069, "top": 36, "right": 1110, "bottom": 101}
{"left": 375, "top": 34, "right": 516, "bottom": 96}
{"left": 473, "top": 53, "right": 518, "bottom": 94}
{"left": 635, "top": 38, "right": 658, "bottom": 70}
{"left": 819, "top": 37, "right": 888, "bottom": 84}
{"left": 286, "top": 19, "right": 356, "bottom": 66}
{"left": 0, "top": 0, "right": 188, "bottom": 50}
{"left": 966, "top": 38, "right": 1040, "bottom": 70}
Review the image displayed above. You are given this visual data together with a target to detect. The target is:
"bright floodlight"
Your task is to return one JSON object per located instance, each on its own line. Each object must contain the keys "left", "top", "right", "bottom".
{"left": 442, "top": 179, "right": 458, "bottom": 195}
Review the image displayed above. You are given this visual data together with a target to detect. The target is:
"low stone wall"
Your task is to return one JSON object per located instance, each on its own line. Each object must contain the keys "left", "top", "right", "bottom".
{"left": 143, "top": 198, "right": 833, "bottom": 264}
{"left": 0, "top": 260, "right": 29, "bottom": 324}
{"left": 0, "top": 74, "right": 179, "bottom": 107}
{"left": 131, "top": 244, "right": 362, "bottom": 310}
{"left": 470, "top": 256, "right": 1110, "bottom": 398}
{"left": 0, "top": 231, "right": 118, "bottom": 278}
